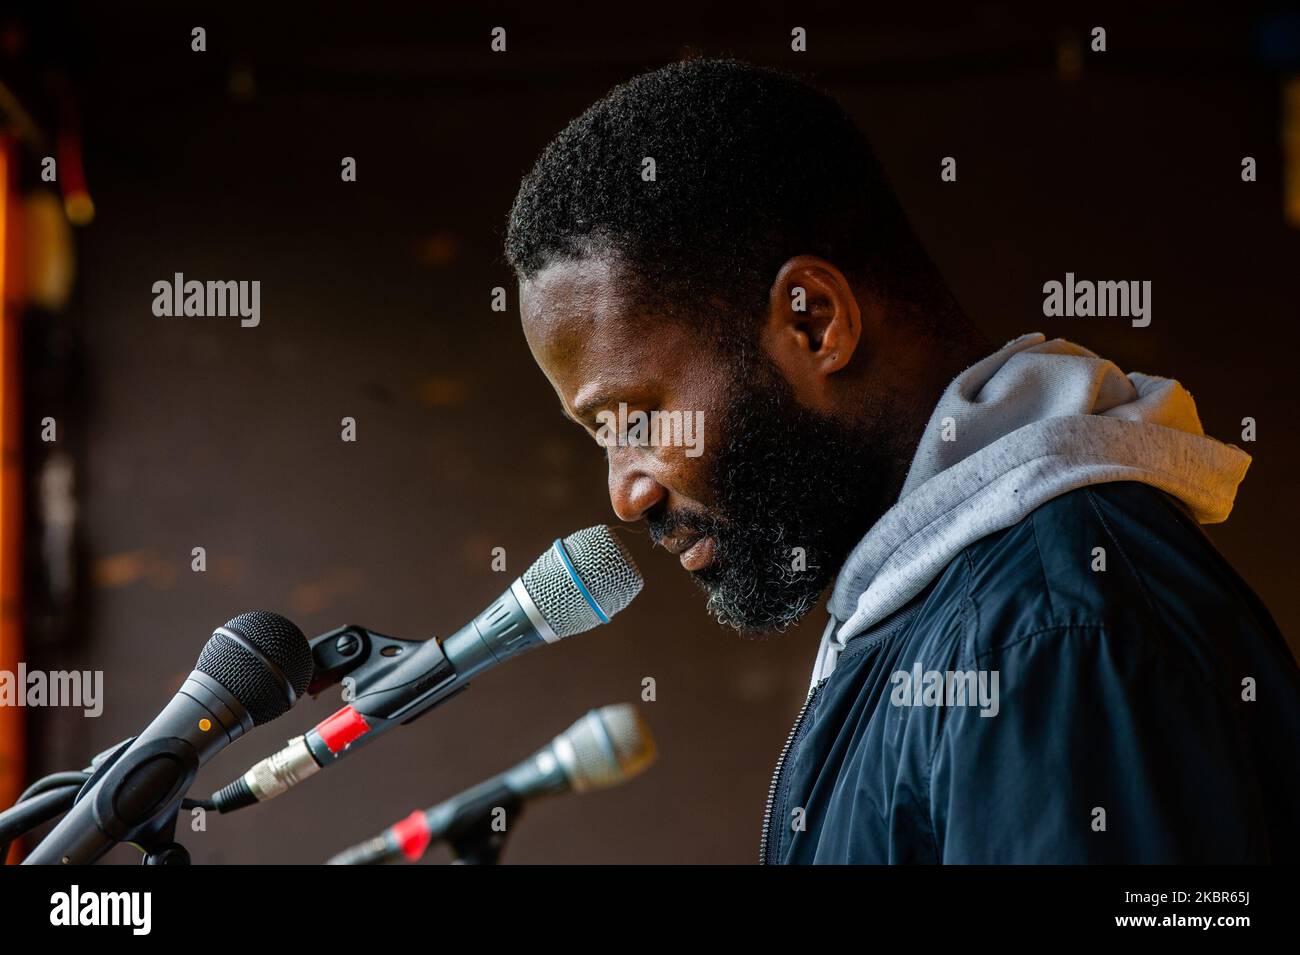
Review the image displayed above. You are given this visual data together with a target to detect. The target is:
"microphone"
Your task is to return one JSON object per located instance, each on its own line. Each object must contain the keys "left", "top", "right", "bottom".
{"left": 24, "top": 612, "right": 313, "bottom": 865}
{"left": 326, "top": 703, "right": 656, "bottom": 865}
{"left": 213, "top": 525, "right": 643, "bottom": 813}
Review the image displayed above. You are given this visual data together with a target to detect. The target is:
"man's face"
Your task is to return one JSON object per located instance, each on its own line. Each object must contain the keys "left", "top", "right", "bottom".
{"left": 520, "top": 256, "right": 896, "bottom": 634}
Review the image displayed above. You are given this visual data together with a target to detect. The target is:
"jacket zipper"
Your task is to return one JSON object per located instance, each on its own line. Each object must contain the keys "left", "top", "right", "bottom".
{"left": 758, "top": 602, "right": 925, "bottom": 863}
{"left": 759, "top": 682, "right": 822, "bottom": 865}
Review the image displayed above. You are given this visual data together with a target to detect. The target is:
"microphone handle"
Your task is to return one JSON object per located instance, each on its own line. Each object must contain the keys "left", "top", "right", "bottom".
{"left": 221, "top": 579, "right": 557, "bottom": 815}
{"left": 328, "top": 748, "right": 569, "bottom": 864}
{"left": 328, "top": 777, "right": 515, "bottom": 865}
{"left": 310, "top": 579, "right": 553, "bottom": 767}
{"left": 25, "top": 672, "right": 251, "bottom": 864}
{"left": 328, "top": 832, "right": 395, "bottom": 866}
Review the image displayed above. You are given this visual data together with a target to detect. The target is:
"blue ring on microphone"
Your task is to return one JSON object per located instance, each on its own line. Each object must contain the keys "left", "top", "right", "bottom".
{"left": 552, "top": 538, "right": 609, "bottom": 624}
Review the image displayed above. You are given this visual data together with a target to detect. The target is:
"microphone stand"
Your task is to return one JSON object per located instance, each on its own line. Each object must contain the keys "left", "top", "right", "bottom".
{"left": 447, "top": 812, "right": 517, "bottom": 865}
{"left": 78, "top": 736, "right": 194, "bottom": 865}
{"left": 445, "top": 794, "right": 524, "bottom": 865}
{"left": 137, "top": 828, "right": 190, "bottom": 865}
{"left": 2, "top": 737, "right": 201, "bottom": 864}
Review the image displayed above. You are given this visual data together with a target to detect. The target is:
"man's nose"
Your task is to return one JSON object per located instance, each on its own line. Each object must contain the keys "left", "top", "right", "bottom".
{"left": 607, "top": 446, "right": 666, "bottom": 523}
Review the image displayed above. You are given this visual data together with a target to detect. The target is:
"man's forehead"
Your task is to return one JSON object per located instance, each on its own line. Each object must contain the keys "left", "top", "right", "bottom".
{"left": 523, "top": 256, "right": 618, "bottom": 320}
{"left": 520, "top": 258, "right": 718, "bottom": 423}
{"left": 521, "top": 257, "right": 658, "bottom": 360}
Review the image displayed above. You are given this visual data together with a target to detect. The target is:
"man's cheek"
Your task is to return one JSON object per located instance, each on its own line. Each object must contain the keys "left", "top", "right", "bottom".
{"left": 660, "top": 448, "right": 718, "bottom": 509}
{"left": 679, "top": 408, "right": 707, "bottom": 458}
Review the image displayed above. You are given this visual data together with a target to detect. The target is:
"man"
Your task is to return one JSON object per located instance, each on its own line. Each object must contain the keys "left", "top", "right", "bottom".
{"left": 505, "top": 58, "right": 1300, "bottom": 863}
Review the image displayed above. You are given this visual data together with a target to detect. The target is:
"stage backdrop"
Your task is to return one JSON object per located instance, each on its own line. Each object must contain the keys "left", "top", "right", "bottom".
{"left": 25, "top": 3, "right": 1299, "bottom": 863}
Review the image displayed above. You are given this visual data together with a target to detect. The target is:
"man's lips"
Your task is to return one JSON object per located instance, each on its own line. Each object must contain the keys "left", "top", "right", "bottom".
{"left": 659, "top": 532, "right": 716, "bottom": 572}
{"left": 679, "top": 535, "right": 716, "bottom": 572}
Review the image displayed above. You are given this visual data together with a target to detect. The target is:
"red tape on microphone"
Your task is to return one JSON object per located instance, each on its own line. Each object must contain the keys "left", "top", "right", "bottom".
{"left": 315, "top": 706, "right": 371, "bottom": 753}
{"left": 392, "top": 811, "right": 433, "bottom": 861}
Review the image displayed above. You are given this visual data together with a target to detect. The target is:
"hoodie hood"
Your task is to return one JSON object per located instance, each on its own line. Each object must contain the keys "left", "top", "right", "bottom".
{"left": 808, "top": 333, "right": 1251, "bottom": 688}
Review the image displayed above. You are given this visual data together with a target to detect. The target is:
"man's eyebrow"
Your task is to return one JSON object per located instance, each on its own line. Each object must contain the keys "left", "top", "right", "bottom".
{"left": 570, "top": 390, "right": 621, "bottom": 422}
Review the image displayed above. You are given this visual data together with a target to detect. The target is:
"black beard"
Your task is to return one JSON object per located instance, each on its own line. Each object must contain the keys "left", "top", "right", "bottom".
{"left": 648, "top": 358, "right": 909, "bottom": 635}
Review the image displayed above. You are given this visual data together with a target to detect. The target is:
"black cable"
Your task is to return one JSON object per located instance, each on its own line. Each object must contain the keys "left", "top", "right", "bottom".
{"left": 17, "top": 771, "right": 90, "bottom": 803}
{"left": 1, "top": 771, "right": 91, "bottom": 863}
{"left": 0, "top": 785, "right": 81, "bottom": 863}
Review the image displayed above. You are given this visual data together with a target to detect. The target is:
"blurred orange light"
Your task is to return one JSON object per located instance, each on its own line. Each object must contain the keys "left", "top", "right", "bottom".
{"left": 64, "top": 191, "right": 94, "bottom": 226}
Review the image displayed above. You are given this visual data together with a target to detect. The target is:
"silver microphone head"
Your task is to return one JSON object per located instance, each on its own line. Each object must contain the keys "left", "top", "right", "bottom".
{"left": 520, "top": 526, "right": 643, "bottom": 639}
{"left": 553, "top": 703, "right": 657, "bottom": 792}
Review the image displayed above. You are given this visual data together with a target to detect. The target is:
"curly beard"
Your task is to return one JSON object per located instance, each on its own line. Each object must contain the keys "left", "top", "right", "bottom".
{"left": 647, "top": 354, "right": 911, "bottom": 635}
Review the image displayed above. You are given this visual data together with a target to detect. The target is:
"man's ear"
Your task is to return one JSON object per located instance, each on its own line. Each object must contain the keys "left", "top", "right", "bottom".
{"left": 760, "top": 256, "right": 870, "bottom": 410}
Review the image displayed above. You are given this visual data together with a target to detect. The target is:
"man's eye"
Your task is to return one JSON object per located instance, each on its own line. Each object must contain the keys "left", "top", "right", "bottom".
{"left": 590, "top": 415, "right": 617, "bottom": 447}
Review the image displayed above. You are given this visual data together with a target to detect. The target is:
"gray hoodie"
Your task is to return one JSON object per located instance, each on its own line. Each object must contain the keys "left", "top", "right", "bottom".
{"left": 809, "top": 333, "right": 1252, "bottom": 688}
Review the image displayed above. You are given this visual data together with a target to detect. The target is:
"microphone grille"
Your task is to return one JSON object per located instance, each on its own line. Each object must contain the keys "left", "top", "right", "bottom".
{"left": 562, "top": 704, "right": 656, "bottom": 792}
{"left": 196, "top": 611, "right": 314, "bottom": 726}
{"left": 520, "top": 526, "right": 643, "bottom": 639}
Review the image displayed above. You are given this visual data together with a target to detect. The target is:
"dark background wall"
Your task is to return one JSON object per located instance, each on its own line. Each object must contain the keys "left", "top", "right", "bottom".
{"left": 20, "top": 2, "right": 1300, "bottom": 863}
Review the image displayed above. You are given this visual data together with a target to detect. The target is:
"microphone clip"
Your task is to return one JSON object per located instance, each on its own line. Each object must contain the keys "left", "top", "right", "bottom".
{"left": 306, "top": 624, "right": 428, "bottom": 698}
{"left": 60, "top": 735, "right": 195, "bottom": 865}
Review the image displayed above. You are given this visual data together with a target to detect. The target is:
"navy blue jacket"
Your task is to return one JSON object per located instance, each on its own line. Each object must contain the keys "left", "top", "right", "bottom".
{"left": 762, "top": 482, "right": 1300, "bottom": 863}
